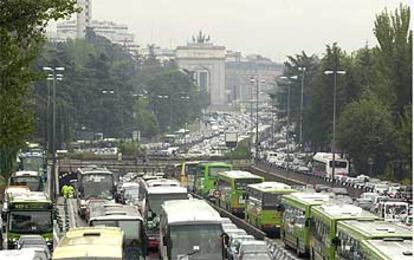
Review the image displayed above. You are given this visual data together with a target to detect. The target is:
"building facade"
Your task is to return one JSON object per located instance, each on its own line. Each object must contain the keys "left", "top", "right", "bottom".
{"left": 175, "top": 34, "right": 227, "bottom": 110}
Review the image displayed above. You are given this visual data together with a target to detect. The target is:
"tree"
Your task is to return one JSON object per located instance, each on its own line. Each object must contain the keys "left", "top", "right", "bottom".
{"left": 373, "top": 4, "right": 412, "bottom": 115}
{"left": 0, "top": 0, "right": 78, "bottom": 177}
{"left": 337, "top": 96, "right": 395, "bottom": 177}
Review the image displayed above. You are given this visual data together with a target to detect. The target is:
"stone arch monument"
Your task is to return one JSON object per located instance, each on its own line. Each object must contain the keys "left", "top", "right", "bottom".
{"left": 175, "top": 31, "right": 226, "bottom": 110}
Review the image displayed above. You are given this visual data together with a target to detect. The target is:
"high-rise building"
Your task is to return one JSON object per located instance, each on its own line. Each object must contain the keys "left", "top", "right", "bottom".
{"left": 76, "top": 0, "right": 92, "bottom": 38}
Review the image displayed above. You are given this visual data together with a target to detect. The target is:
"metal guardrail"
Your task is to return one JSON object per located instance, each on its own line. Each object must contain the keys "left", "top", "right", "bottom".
{"left": 252, "top": 161, "right": 371, "bottom": 198}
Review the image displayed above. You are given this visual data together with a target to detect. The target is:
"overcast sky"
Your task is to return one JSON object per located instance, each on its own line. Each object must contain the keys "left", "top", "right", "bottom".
{"left": 61, "top": 0, "right": 408, "bottom": 62}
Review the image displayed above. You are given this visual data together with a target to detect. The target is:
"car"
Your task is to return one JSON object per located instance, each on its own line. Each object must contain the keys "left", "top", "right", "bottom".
{"left": 226, "top": 234, "right": 255, "bottom": 260}
{"left": 235, "top": 240, "right": 271, "bottom": 260}
{"left": 374, "top": 182, "right": 389, "bottom": 195}
{"left": 17, "top": 235, "right": 51, "bottom": 259}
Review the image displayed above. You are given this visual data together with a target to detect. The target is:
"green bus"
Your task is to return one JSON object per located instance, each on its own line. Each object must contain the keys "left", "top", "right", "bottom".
{"left": 245, "top": 181, "right": 296, "bottom": 236}
{"left": 336, "top": 220, "right": 412, "bottom": 260}
{"left": 281, "top": 192, "right": 331, "bottom": 256}
{"left": 194, "top": 162, "right": 232, "bottom": 197}
{"left": 309, "top": 204, "right": 378, "bottom": 260}
{"left": 4, "top": 191, "right": 54, "bottom": 250}
{"left": 216, "top": 170, "right": 263, "bottom": 217}
{"left": 358, "top": 239, "right": 413, "bottom": 260}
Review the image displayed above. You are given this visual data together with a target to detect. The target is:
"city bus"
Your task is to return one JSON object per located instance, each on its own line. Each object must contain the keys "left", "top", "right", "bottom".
{"left": 312, "top": 152, "right": 349, "bottom": 177}
{"left": 88, "top": 203, "right": 146, "bottom": 259}
{"left": 281, "top": 192, "right": 330, "bottom": 256}
{"left": 216, "top": 170, "right": 264, "bottom": 217}
{"left": 142, "top": 185, "right": 188, "bottom": 250}
{"left": 18, "top": 151, "right": 47, "bottom": 181}
{"left": 358, "top": 238, "right": 413, "bottom": 260}
{"left": 178, "top": 161, "right": 200, "bottom": 189}
{"left": 75, "top": 166, "right": 115, "bottom": 218}
{"left": 309, "top": 204, "right": 378, "bottom": 260}
{"left": 52, "top": 227, "right": 123, "bottom": 260}
{"left": 245, "top": 181, "right": 296, "bottom": 236}
{"left": 159, "top": 199, "right": 223, "bottom": 260}
{"left": 4, "top": 191, "right": 53, "bottom": 249}
{"left": 336, "top": 220, "right": 412, "bottom": 260}
{"left": 9, "top": 171, "right": 44, "bottom": 192}
{"left": 194, "top": 162, "right": 232, "bottom": 197}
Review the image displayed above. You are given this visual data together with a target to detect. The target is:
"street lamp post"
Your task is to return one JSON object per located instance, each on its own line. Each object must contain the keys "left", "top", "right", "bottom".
{"left": 280, "top": 75, "right": 298, "bottom": 173}
{"left": 250, "top": 76, "right": 265, "bottom": 161}
{"left": 324, "top": 69, "right": 346, "bottom": 186}
{"left": 298, "top": 67, "right": 306, "bottom": 150}
{"left": 43, "top": 66, "right": 64, "bottom": 201}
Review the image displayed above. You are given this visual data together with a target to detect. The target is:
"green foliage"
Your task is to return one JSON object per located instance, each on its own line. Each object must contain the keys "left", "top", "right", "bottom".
{"left": 277, "top": 4, "right": 412, "bottom": 181}
{"left": 118, "top": 141, "right": 142, "bottom": 156}
{"left": 337, "top": 96, "right": 395, "bottom": 176}
{"left": 0, "top": 0, "right": 78, "bottom": 177}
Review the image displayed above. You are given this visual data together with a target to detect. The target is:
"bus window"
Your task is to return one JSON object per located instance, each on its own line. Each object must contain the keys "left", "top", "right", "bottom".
{"left": 329, "top": 161, "right": 348, "bottom": 168}
{"left": 235, "top": 179, "right": 262, "bottom": 190}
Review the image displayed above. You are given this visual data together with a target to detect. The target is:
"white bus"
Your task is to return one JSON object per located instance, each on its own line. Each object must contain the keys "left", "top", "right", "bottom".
{"left": 159, "top": 199, "right": 223, "bottom": 260}
{"left": 312, "top": 152, "right": 349, "bottom": 177}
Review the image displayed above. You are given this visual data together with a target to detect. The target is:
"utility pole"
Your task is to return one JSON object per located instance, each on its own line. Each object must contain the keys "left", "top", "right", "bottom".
{"left": 43, "top": 66, "right": 64, "bottom": 201}
{"left": 324, "top": 69, "right": 346, "bottom": 186}
{"left": 298, "top": 67, "right": 306, "bottom": 150}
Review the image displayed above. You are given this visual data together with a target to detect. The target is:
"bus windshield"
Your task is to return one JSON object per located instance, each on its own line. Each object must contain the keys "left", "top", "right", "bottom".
{"left": 81, "top": 174, "right": 113, "bottom": 200}
{"left": 185, "top": 164, "right": 198, "bottom": 176}
{"left": 92, "top": 220, "right": 141, "bottom": 242}
{"left": 21, "top": 157, "right": 44, "bottom": 172}
{"left": 236, "top": 179, "right": 262, "bottom": 190}
{"left": 329, "top": 161, "right": 347, "bottom": 168}
{"left": 208, "top": 167, "right": 231, "bottom": 177}
{"left": 10, "top": 176, "right": 41, "bottom": 191}
{"left": 9, "top": 211, "right": 52, "bottom": 233}
{"left": 147, "top": 193, "right": 188, "bottom": 216}
{"left": 124, "top": 188, "right": 139, "bottom": 201}
{"left": 170, "top": 224, "right": 222, "bottom": 260}
{"left": 263, "top": 193, "right": 281, "bottom": 208}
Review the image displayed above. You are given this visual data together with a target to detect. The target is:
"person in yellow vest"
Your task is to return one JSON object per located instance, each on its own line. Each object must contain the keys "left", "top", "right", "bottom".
{"left": 62, "top": 184, "right": 74, "bottom": 199}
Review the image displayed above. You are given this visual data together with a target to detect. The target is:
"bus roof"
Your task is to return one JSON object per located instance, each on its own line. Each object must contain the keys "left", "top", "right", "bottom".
{"left": 53, "top": 227, "right": 123, "bottom": 259}
{"left": 77, "top": 167, "right": 112, "bottom": 175}
{"left": 147, "top": 185, "right": 187, "bottom": 195}
{"left": 12, "top": 171, "right": 40, "bottom": 177}
{"left": 89, "top": 203, "right": 143, "bottom": 223}
{"left": 312, "top": 204, "right": 377, "bottom": 222}
{"left": 9, "top": 191, "right": 51, "bottom": 204}
{"left": 146, "top": 178, "right": 180, "bottom": 187}
{"left": 282, "top": 192, "right": 330, "bottom": 208}
{"left": 247, "top": 181, "right": 293, "bottom": 193}
{"left": 337, "top": 220, "right": 413, "bottom": 239}
{"left": 182, "top": 161, "right": 201, "bottom": 166}
{"left": 219, "top": 170, "right": 262, "bottom": 180}
{"left": 361, "top": 239, "right": 413, "bottom": 260}
{"left": 162, "top": 199, "right": 221, "bottom": 225}
{"left": 313, "top": 152, "right": 346, "bottom": 162}
{"left": 198, "top": 161, "right": 232, "bottom": 167}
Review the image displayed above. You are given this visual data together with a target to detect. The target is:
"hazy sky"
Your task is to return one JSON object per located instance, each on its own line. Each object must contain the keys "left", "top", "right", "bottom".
{"left": 65, "top": 0, "right": 407, "bottom": 62}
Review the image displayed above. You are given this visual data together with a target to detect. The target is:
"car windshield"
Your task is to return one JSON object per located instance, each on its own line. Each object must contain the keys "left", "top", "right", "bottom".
{"left": 92, "top": 220, "right": 141, "bottom": 242}
{"left": 235, "top": 179, "right": 262, "bottom": 190}
{"left": 10, "top": 211, "right": 52, "bottom": 233}
{"left": 170, "top": 224, "right": 222, "bottom": 260}
{"left": 22, "top": 157, "right": 43, "bottom": 172}
{"left": 208, "top": 166, "right": 231, "bottom": 177}
{"left": 81, "top": 174, "right": 113, "bottom": 200}
{"left": 10, "top": 176, "right": 41, "bottom": 191}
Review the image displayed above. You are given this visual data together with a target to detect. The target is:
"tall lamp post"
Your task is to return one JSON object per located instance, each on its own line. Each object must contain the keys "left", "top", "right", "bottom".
{"left": 43, "top": 66, "right": 64, "bottom": 201}
{"left": 280, "top": 75, "right": 298, "bottom": 173}
{"left": 324, "top": 69, "right": 346, "bottom": 186}
{"left": 298, "top": 67, "right": 306, "bottom": 150}
{"left": 250, "top": 76, "right": 266, "bottom": 161}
